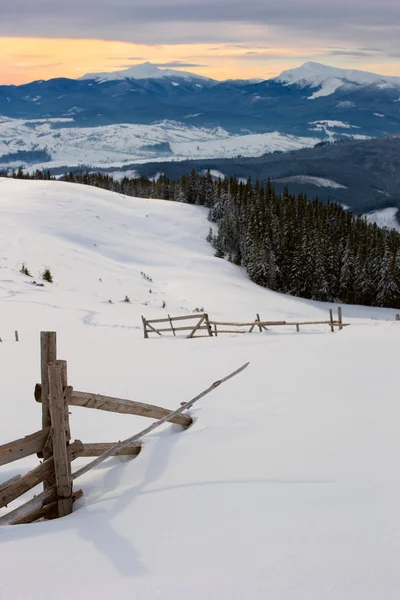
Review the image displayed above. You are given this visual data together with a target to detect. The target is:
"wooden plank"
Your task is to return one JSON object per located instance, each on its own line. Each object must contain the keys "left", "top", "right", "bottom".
{"left": 0, "top": 488, "right": 83, "bottom": 526}
{"left": 146, "top": 322, "right": 163, "bottom": 336}
{"left": 79, "top": 442, "right": 141, "bottom": 457}
{"left": 188, "top": 315, "right": 206, "bottom": 338}
{"left": 0, "top": 475, "right": 21, "bottom": 495}
{"left": 146, "top": 314, "right": 206, "bottom": 324}
{"left": 209, "top": 330, "right": 247, "bottom": 334}
{"left": 214, "top": 323, "right": 218, "bottom": 337}
{"left": 0, "top": 487, "right": 56, "bottom": 526}
{"left": 150, "top": 325, "right": 209, "bottom": 333}
{"left": 0, "top": 441, "right": 83, "bottom": 509}
{"left": 210, "top": 320, "right": 287, "bottom": 327}
{"left": 72, "top": 362, "right": 250, "bottom": 482}
{"left": 48, "top": 363, "right": 73, "bottom": 518}
{"left": 14, "top": 489, "right": 83, "bottom": 525}
{"left": 0, "top": 427, "right": 51, "bottom": 466}
{"left": 35, "top": 385, "right": 192, "bottom": 427}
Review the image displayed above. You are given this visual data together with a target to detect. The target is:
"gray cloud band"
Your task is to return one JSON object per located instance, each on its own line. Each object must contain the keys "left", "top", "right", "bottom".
{"left": 1, "top": 0, "right": 399, "bottom": 51}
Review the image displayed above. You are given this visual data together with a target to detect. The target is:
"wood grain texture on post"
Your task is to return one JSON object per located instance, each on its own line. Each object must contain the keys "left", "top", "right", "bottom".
{"left": 40, "top": 332, "right": 57, "bottom": 432}
{"left": 55, "top": 359, "right": 71, "bottom": 442}
{"left": 48, "top": 362, "right": 73, "bottom": 518}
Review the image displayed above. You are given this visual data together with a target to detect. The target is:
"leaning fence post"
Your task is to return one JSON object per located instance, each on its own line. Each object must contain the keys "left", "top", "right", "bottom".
{"left": 48, "top": 361, "right": 73, "bottom": 518}
{"left": 329, "top": 309, "right": 334, "bottom": 333}
{"left": 141, "top": 316, "right": 149, "bottom": 339}
{"left": 168, "top": 314, "right": 176, "bottom": 336}
{"left": 338, "top": 307, "right": 343, "bottom": 331}
{"left": 204, "top": 314, "right": 213, "bottom": 337}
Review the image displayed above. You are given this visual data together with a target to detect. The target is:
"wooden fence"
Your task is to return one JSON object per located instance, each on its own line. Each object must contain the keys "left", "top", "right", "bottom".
{"left": 142, "top": 313, "right": 213, "bottom": 338}
{"left": 0, "top": 330, "right": 19, "bottom": 343}
{"left": 0, "top": 332, "right": 248, "bottom": 525}
{"left": 142, "top": 308, "right": 348, "bottom": 338}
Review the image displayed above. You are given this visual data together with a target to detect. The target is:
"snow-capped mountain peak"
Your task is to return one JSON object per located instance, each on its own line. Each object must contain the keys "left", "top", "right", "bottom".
{"left": 79, "top": 61, "right": 214, "bottom": 83}
{"left": 275, "top": 61, "right": 400, "bottom": 99}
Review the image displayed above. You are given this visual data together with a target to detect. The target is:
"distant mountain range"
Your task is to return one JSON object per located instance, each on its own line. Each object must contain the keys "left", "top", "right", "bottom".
{"left": 1, "top": 61, "right": 399, "bottom": 138}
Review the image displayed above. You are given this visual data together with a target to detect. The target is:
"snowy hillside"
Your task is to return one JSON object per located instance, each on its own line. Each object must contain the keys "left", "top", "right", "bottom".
{"left": 0, "top": 117, "right": 320, "bottom": 170}
{"left": 0, "top": 179, "right": 399, "bottom": 600}
{"left": 80, "top": 61, "right": 214, "bottom": 83}
{"left": 276, "top": 61, "right": 400, "bottom": 99}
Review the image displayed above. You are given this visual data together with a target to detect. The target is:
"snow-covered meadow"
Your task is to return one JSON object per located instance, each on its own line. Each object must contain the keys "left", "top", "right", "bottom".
{"left": 0, "top": 117, "right": 320, "bottom": 170}
{"left": 0, "top": 179, "right": 399, "bottom": 600}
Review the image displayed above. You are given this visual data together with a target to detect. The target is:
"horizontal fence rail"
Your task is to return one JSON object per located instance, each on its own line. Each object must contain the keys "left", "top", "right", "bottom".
{"left": 35, "top": 386, "right": 192, "bottom": 428}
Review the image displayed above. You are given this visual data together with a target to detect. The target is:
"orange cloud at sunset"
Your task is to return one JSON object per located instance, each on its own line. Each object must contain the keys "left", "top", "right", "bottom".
{"left": 0, "top": 37, "right": 399, "bottom": 85}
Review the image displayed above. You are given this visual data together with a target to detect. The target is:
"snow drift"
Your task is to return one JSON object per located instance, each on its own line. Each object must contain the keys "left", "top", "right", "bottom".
{"left": 0, "top": 179, "right": 399, "bottom": 600}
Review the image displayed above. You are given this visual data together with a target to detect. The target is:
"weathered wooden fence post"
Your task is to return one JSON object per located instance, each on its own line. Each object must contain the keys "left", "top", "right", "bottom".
{"left": 40, "top": 332, "right": 57, "bottom": 477}
{"left": 396, "top": 314, "right": 400, "bottom": 321}
{"left": 204, "top": 314, "right": 213, "bottom": 337}
{"left": 338, "top": 307, "right": 343, "bottom": 331}
{"left": 56, "top": 359, "right": 71, "bottom": 443}
{"left": 168, "top": 314, "right": 176, "bottom": 336}
{"left": 329, "top": 309, "right": 334, "bottom": 333}
{"left": 48, "top": 361, "right": 73, "bottom": 518}
{"left": 15, "top": 331, "right": 19, "bottom": 342}
{"left": 141, "top": 316, "right": 149, "bottom": 339}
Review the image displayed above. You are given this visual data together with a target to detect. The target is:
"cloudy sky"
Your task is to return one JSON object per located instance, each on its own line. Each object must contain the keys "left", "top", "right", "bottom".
{"left": 1, "top": 0, "right": 399, "bottom": 84}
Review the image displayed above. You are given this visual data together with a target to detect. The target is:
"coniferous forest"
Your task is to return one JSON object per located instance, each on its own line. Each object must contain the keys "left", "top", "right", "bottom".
{"left": 2, "top": 168, "right": 399, "bottom": 308}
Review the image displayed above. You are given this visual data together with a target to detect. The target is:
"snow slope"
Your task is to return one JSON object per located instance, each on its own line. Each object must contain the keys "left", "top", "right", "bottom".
{"left": 0, "top": 179, "right": 399, "bottom": 600}
{"left": 276, "top": 61, "right": 400, "bottom": 99}
{"left": 0, "top": 117, "right": 320, "bottom": 170}
{"left": 79, "top": 61, "right": 214, "bottom": 83}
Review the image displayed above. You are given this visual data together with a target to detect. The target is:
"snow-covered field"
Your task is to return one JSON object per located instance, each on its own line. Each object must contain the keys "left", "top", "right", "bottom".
{"left": 0, "top": 179, "right": 399, "bottom": 600}
{"left": 308, "top": 120, "right": 369, "bottom": 139}
{"left": 0, "top": 117, "right": 320, "bottom": 170}
{"left": 273, "top": 174, "right": 347, "bottom": 189}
